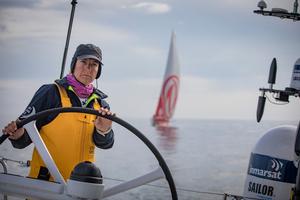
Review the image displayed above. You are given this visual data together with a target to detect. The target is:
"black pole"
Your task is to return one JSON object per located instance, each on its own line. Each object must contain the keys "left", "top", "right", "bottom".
{"left": 60, "top": 0, "right": 78, "bottom": 79}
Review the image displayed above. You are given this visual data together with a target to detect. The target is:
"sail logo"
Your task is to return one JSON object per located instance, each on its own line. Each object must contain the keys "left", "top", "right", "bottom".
{"left": 271, "top": 159, "right": 283, "bottom": 172}
{"left": 161, "top": 75, "right": 179, "bottom": 118}
{"left": 249, "top": 166, "right": 282, "bottom": 180}
{"left": 247, "top": 153, "right": 297, "bottom": 183}
{"left": 248, "top": 159, "right": 282, "bottom": 180}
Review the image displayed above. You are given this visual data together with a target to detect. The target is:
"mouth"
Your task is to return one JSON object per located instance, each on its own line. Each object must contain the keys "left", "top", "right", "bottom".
{"left": 82, "top": 75, "right": 92, "bottom": 79}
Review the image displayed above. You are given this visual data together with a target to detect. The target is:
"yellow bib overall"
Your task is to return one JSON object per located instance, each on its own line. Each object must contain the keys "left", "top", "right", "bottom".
{"left": 28, "top": 84, "right": 100, "bottom": 181}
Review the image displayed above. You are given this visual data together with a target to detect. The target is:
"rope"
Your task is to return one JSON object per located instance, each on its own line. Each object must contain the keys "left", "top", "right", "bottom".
{"left": 0, "top": 156, "right": 30, "bottom": 167}
{"left": 103, "top": 176, "right": 263, "bottom": 200}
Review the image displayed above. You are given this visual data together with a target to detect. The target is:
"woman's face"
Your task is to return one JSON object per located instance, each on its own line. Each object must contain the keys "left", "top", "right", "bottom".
{"left": 73, "top": 58, "right": 99, "bottom": 85}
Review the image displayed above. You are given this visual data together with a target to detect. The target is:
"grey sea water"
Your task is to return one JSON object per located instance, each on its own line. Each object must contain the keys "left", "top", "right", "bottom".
{"left": 0, "top": 118, "right": 298, "bottom": 200}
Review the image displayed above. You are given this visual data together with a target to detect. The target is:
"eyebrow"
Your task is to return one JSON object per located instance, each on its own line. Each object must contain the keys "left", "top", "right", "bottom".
{"left": 80, "top": 58, "right": 98, "bottom": 63}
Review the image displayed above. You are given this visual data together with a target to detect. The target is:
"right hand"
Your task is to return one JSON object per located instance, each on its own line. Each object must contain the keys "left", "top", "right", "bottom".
{"left": 94, "top": 107, "right": 114, "bottom": 134}
{"left": 2, "top": 121, "right": 25, "bottom": 140}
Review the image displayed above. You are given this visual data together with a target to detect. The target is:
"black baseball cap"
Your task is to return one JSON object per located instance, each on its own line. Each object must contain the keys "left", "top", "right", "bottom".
{"left": 75, "top": 44, "right": 102, "bottom": 63}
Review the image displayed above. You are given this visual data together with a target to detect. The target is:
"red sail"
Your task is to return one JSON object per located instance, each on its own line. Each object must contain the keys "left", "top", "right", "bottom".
{"left": 153, "top": 76, "right": 179, "bottom": 126}
{"left": 153, "top": 32, "right": 180, "bottom": 127}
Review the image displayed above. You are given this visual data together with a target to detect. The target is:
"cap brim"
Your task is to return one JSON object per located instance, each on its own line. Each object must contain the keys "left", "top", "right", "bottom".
{"left": 77, "top": 55, "right": 101, "bottom": 62}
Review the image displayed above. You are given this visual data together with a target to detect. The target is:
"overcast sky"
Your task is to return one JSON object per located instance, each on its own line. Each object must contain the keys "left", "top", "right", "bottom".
{"left": 0, "top": 0, "right": 299, "bottom": 122}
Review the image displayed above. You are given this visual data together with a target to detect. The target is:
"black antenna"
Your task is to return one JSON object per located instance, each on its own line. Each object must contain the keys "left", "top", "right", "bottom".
{"left": 268, "top": 58, "right": 277, "bottom": 86}
{"left": 256, "top": 93, "right": 266, "bottom": 122}
{"left": 60, "top": 0, "right": 78, "bottom": 79}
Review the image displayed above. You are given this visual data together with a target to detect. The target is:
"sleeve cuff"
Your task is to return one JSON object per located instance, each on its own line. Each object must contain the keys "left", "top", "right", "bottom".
{"left": 96, "top": 127, "right": 112, "bottom": 136}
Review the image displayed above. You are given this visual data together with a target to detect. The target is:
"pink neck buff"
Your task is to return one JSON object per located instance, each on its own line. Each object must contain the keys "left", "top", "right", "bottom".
{"left": 66, "top": 74, "right": 94, "bottom": 98}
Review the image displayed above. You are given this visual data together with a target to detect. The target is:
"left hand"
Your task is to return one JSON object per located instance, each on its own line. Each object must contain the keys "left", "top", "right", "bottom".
{"left": 94, "top": 107, "right": 114, "bottom": 134}
{"left": 2, "top": 120, "right": 25, "bottom": 140}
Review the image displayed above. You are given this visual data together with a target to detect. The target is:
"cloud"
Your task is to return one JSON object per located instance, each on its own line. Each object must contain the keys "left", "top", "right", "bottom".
{"left": 71, "top": 20, "right": 133, "bottom": 43}
{"left": 0, "top": 0, "right": 38, "bottom": 9}
{"left": 0, "top": 6, "right": 67, "bottom": 41}
{"left": 0, "top": 2, "right": 135, "bottom": 43}
{"left": 130, "top": 2, "right": 171, "bottom": 14}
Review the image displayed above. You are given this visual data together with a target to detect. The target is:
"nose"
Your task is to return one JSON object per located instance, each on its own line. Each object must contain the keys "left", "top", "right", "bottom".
{"left": 86, "top": 64, "right": 93, "bottom": 70}
{"left": 84, "top": 62, "right": 95, "bottom": 71}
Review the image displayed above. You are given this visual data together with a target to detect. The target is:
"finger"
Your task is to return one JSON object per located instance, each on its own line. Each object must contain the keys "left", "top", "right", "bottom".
{"left": 102, "top": 110, "right": 109, "bottom": 115}
{"left": 100, "top": 107, "right": 109, "bottom": 112}
{"left": 8, "top": 122, "right": 17, "bottom": 132}
{"left": 98, "top": 109, "right": 105, "bottom": 115}
{"left": 10, "top": 121, "right": 17, "bottom": 129}
{"left": 7, "top": 126, "right": 16, "bottom": 133}
{"left": 6, "top": 131, "right": 13, "bottom": 136}
{"left": 6, "top": 127, "right": 13, "bottom": 134}
{"left": 105, "top": 109, "right": 114, "bottom": 116}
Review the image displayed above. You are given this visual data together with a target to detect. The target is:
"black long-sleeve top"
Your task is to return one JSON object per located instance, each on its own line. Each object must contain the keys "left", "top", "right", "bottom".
{"left": 10, "top": 77, "right": 114, "bottom": 149}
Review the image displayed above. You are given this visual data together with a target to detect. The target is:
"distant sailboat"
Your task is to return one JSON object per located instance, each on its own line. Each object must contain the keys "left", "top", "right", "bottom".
{"left": 152, "top": 32, "right": 180, "bottom": 127}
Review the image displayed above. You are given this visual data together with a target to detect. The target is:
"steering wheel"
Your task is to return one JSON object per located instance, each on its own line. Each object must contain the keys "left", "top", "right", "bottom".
{"left": 0, "top": 107, "right": 178, "bottom": 200}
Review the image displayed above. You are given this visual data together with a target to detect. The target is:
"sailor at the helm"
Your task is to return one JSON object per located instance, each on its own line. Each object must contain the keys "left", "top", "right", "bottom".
{"left": 2, "top": 43, "right": 115, "bottom": 181}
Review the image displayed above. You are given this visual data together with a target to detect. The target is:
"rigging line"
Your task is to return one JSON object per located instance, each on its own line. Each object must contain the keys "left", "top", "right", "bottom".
{"left": 103, "top": 176, "right": 262, "bottom": 200}
{"left": 0, "top": 157, "right": 29, "bottom": 167}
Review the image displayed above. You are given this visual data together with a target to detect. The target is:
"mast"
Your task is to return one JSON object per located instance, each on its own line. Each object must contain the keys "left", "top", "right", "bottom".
{"left": 153, "top": 31, "right": 180, "bottom": 126}
{"left": 60, "top": 0, "right": 78, "bottom": 79}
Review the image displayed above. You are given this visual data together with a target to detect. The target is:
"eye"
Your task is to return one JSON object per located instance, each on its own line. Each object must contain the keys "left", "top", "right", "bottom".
{"left": 90, "top": 62, "right": 99, "bottom": 68}
{"left": 80, "top": 59, "right": 87, "bottom": 64}
{"left": 92, "top": 63, "right": 98, "bottom": 68}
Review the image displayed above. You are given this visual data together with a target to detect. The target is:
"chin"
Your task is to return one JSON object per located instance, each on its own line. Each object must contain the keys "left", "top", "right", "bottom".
{"left": 80, "top": 77, "right": 93, "bottom": 85}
